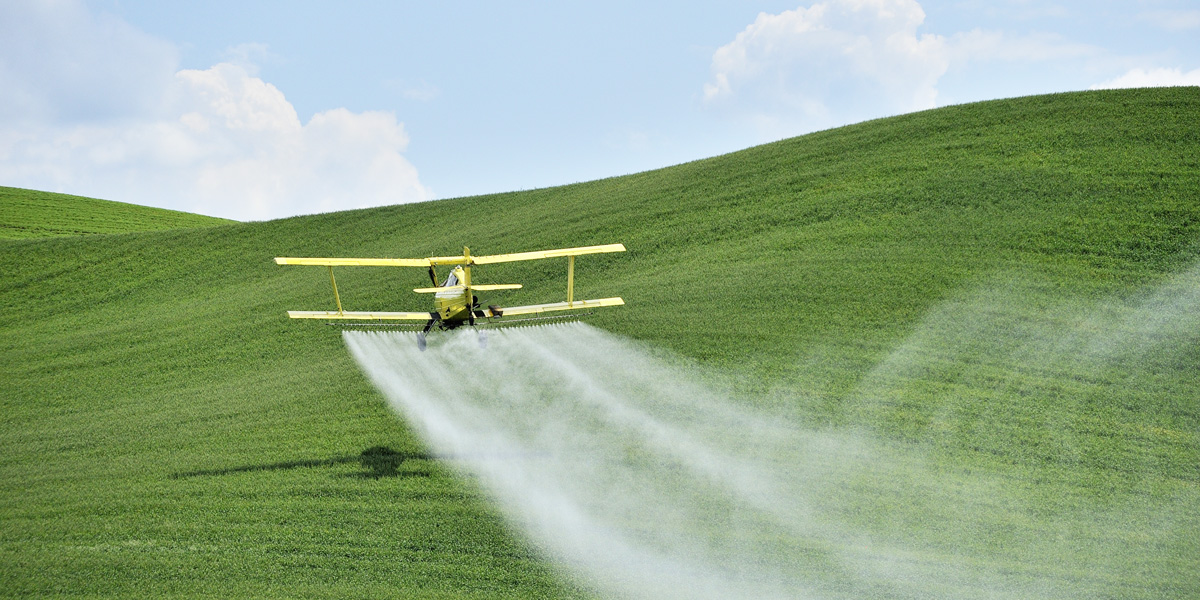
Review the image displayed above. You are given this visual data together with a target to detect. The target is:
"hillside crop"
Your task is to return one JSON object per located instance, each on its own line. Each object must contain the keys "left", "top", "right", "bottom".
{"left": 0, "top": 186, "right": 235, "bottom": 239}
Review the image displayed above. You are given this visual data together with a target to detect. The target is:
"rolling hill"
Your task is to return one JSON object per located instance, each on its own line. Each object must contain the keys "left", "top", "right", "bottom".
{"left": 0, "top": 186, "right": 236, "bottom": 239}
{"left": 2, "top": 87, "right": 1198, "bottom": 598}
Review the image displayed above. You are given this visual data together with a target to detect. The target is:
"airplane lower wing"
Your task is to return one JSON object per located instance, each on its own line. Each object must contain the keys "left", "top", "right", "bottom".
{"left": 492, "top": 297, "right": 624, "bottom": 317}
{"left": 287, "top": 310, "right": 433, "bottom": 320}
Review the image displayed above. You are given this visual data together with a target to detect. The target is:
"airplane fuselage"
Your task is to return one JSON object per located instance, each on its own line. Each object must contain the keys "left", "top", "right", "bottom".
{"left": 433, "top": 266, "right": 473, "bottom": 325}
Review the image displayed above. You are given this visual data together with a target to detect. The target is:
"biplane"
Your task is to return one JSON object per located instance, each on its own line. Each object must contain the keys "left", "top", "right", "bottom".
{"left": 274, "top": 244, "right": 625, "bottom": 350}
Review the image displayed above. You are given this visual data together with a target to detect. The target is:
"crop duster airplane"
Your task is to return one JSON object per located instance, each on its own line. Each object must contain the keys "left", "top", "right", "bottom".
{"left": 275, "top": 244, "right": 625, "bottom": 350}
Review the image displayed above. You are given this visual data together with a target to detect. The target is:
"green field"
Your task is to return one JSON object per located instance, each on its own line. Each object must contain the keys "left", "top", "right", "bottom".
{"left": 2, "top": 87, "right": 1198, "bottom": 598}
{"left": 0, "top": 186, "right": 236, "bottom": 239}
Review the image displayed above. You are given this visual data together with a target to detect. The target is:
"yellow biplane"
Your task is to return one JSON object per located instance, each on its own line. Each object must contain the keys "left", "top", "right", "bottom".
{"left": 275, "top": 244, "right": 625, "bottom": 350}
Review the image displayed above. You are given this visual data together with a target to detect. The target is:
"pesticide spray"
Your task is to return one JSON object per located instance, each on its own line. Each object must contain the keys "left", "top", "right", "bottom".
{"left": 347, "top": 323, "right": 838, "bottom": 598}
{"left": 344, "top": 264, "right": 1200, "bottom": 599}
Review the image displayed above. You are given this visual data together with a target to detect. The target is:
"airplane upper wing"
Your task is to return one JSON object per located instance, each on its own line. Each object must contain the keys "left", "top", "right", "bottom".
{"left": 471, "top": 243, "right": 626, "bottom": 265}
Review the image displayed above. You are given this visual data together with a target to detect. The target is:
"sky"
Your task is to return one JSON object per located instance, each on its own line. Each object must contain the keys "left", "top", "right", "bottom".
{"left": 1, "top": 0, "right": 1198, "bottom": 221}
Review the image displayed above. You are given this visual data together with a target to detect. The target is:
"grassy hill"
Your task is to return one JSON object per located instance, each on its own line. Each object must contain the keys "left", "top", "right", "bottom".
{"left": 2, "top": 87, "right": 1198, "bottom": 598}
{"left": 0, "top": 186, "right": 236, "bottom": 239}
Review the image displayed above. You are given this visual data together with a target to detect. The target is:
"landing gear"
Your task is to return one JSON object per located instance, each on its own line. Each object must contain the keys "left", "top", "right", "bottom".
{"left": 416, "top": 332, "right": 427, "bottom": 352}
{"left": 477, "top": 329, "right": 488, "bottom": 349}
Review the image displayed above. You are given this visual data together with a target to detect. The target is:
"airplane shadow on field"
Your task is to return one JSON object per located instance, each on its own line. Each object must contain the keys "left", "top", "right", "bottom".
{"left": 171, "top": 446, "right": 437, "bottom": 480}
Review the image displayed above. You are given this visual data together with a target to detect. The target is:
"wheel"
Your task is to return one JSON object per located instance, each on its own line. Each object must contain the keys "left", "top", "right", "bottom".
{"left": 417, "top": 332, "right": 427, "bottom": 352}
{"left": 477, "top": 329, "right": 488, "bottom": 349}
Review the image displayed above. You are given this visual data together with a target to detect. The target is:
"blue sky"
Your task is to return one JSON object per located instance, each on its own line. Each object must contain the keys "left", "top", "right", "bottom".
{"left": 2, "top": 1, "right": 1197, "bottom": 221}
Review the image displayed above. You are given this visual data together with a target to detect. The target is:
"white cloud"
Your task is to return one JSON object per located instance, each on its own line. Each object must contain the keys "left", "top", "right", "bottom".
{"left": 1090, "top": 67, "right": 1200, "bottom": 90}
{"left": 0, "top": 1, "right": 430, "bottom": 221}
{"left": 702, "top": 1, "right": 1129, "bottom": 140}
{"left": 168, "top": 63, "right": 430, "bottom": 220}
{"left": 703, "top": 0, "right": 949, "bottom": 138}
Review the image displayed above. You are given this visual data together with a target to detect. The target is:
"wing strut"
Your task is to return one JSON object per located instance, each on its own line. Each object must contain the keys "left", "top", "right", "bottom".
{"left": 567, "top": 255, "right": 575, "bottom": 306}
{"left": 328, "top": 266, "right": 344, "bottom": 315}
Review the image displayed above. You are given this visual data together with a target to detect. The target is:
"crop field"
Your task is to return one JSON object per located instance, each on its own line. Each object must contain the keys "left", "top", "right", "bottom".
{"left": 1, "top": 87, "right": 1198, "bottom": 598}
{"left": 0, "top": 186, "right": 235, "bottom": 239}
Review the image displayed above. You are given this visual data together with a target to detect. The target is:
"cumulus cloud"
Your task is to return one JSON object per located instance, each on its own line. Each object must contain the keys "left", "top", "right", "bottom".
{"left": 703, "top": 1, "right": 1116, "bottom": 140}
{"left": 703, "top": 0, "right": 949, "bottom": 138}
{"left": 1090, "top": 67, "right": 1200, "bottom": 90}
{"left": 0, "top": 1, "right": 430, "bottom": 221}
